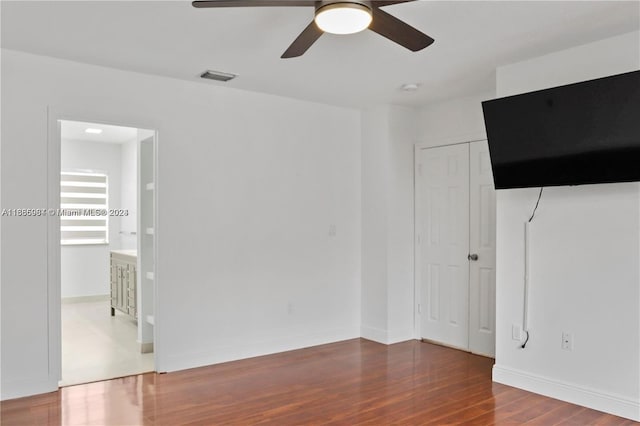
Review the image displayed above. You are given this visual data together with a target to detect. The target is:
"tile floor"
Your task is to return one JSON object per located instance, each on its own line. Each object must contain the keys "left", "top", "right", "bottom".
{"left": 61, "top": 298, "right": 154, "bottom": 386}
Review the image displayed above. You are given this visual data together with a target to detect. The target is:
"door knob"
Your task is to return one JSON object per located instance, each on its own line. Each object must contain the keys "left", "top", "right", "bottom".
{"left": 468, "top": 253, "right": 479, "bottom": 261}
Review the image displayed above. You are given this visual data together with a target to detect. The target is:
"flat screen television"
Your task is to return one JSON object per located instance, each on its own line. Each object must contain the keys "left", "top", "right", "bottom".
{"left": 481, "top": 70, "right": 640, "bottom": 189}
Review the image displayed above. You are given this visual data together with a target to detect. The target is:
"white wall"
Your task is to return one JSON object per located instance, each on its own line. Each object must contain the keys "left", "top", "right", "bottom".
{"left": 60, "top": 139, "right": 122, "bottom": 298}
{"left": 361, "top": 105, "right": 416, "bottom": 344}
{"left": 120, "top": 138, "right": 137, "bottom": 250}
{"left": 418, "top": 91, "right": 493, "bottom": 147}
{"left": 387, "top": 107, "right": 417, "bottom": 341}
{"left": 492, "top": 31, "right": 640, "bottom": 421}
{"left": 361, "top": 107, "right": 389, "bottom": 341}
{"left": 0, "top": 49, "right": 362, "bottom": 399}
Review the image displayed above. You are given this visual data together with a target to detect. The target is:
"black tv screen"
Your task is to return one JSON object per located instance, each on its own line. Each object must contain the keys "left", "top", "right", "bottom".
{"left": 482, "top": 70, "right": 640, "bottom": 189}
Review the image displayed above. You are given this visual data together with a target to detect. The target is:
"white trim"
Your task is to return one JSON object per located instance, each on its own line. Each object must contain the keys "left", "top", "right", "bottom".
{"left": 413, "top": 144, "right": 421, "bottom": 341}
{"left": 162, "top": 328, "right": 360, "bottom": 373}
{"left": 387, "top": 329, "right": 416, "bottom": 345}
{"left": 151, "top": 130, "right": 160, "bottom": 370}
{"left": 136, "top": 132, "right": 158, "bottom": 357}
{"left": 493, "top": 364, "right": 640, "bottom": 421}
{"left": 360, "top": 325, "right": 389, "bottom": 344}
{"left": 360, "top": 325, "right": 414, "bottom": 344}
{"left": 46, "top": 107, "right": 62, "bottom": 392}
{"left": 46, "top": 108, "right": 160, "bottom": 393}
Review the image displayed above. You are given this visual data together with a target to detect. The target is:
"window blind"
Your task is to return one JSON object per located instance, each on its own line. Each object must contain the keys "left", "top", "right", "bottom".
{"left": 60, "top": 172, "right": 109, "bottom": 245}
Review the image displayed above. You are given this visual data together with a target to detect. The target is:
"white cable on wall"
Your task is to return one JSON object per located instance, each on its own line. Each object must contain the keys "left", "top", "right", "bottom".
{"left": 522, "top": 221, "right": 531, "bottom": 348}
{"left": 522, "top": 187, "right": 543, "bottom": 349}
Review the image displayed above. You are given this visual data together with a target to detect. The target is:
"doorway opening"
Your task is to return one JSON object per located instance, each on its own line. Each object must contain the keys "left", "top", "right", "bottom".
{"left": 414, "top": 140, "right": 497, "bottom": 358}
{"left": 58, "top": 119, "right": 157, "bottom": 386}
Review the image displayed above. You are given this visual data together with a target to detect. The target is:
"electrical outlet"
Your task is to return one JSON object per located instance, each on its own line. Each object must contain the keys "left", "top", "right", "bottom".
{"left": 561, "top": 332, "right": 572, "bottom": 351}
{"left": 512, "top": 324, "right": 522, "bottom": 341}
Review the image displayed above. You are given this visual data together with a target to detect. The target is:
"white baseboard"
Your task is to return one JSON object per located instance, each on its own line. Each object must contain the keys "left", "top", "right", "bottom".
{"left": 160, "top": 326, "right": 360, "bottom": 373}
{"left": 493, "top": 365, "right": 640, "bottom": 421}
{"left": 360, "top": 325, "right": 388, "bottom": 344}
{"left": 62, "top": 294, "right": 110, "bottom": 304}
{"left": 387, "top": 328, "right": 415, "bottom": 345}
{"left": 360, "top": 325, "right": 414, "bottom": 345}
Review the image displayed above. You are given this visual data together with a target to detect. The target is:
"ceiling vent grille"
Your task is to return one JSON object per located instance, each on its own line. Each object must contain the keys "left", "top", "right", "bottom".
{"left": 200, "top": 70, "right": 237, "bottom": 82}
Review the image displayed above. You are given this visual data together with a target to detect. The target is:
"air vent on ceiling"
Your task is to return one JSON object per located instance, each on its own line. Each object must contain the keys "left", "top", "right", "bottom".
{"left": 200, "top": 70, "right": 237, "bottom": 82}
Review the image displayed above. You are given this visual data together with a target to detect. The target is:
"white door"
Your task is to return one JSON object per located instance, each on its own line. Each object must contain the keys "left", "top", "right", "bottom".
{"left": 468, "top": 141, "right": 496, "bottom": 357}
{"left": 416, "top": 143, "right": 470, "bottom": 350}
{"left": 416, "top": 141, "right": 496, "bottom": 356}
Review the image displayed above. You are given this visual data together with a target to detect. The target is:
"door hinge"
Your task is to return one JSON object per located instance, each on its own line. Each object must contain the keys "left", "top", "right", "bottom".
{"left": 417, "top": 303, "right": 422, "bottom": 314}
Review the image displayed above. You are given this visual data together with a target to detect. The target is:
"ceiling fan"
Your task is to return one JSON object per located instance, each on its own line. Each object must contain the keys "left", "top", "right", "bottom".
{"left": 192, "top": 0, "right": 434, "bottom": 58}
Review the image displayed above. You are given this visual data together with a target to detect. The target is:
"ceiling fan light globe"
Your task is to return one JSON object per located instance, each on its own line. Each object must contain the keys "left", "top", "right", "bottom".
{"left": 314, "top": 3, "right": 372, "bottom": 35}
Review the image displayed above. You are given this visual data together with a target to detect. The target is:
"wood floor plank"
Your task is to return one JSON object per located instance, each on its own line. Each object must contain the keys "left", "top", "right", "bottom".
{"left": 525, "top": 403, "right": 588, "bottom": 425}
{"left": 0, "top": 339, "right": 635, "bottom": 425}
{"left": 504, "top": 395, "right": 568, "bottom": 423}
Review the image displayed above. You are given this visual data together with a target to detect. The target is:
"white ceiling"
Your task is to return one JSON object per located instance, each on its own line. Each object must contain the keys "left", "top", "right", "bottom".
{"left": 2, "top": 1, "right": 639, "bottom": 108}
{"left": 61, "top": 120, "right": 138, "bottom": 143}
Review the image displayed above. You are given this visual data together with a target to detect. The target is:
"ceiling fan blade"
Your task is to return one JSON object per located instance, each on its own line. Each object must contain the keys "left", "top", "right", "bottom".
{"left": 193, "top": 0, "right": 314, "bottom": 8}
{"left": 281, "top": 21, "right": 323, "bottom": 58}
{"left": 369, "top": 7, "right": 434, "bottom": 52}
{"left": 373, "top": 0, "right": 416, "bottom": 7}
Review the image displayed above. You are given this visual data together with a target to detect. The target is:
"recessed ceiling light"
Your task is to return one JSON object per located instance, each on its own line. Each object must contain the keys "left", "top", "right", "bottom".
{"left": 400, "top": 83, "right": 420, "bottom": 92}
{"left": 85, "top": 128, "right": 103, "bottom": 134}
{"left": 201, "top": 70, "right": 237, "bottom": 82}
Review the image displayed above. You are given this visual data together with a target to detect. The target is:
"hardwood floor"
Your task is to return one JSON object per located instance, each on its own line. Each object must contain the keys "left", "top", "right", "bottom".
{"left": 1, "top": 339, "right": 636, "bottom": 425}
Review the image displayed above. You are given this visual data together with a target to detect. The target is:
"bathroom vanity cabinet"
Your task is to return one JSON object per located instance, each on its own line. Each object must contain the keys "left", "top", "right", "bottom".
{"left": 110, "top": 250, "right": 137, "bottom": 319}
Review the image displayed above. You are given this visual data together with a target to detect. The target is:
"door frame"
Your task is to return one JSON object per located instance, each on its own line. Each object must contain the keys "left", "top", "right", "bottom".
{"left": 413, "top": 138, "right": 490, "bottom": 347}
{"left": 47, "top": 107, "right": 159, "bottom": 386}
